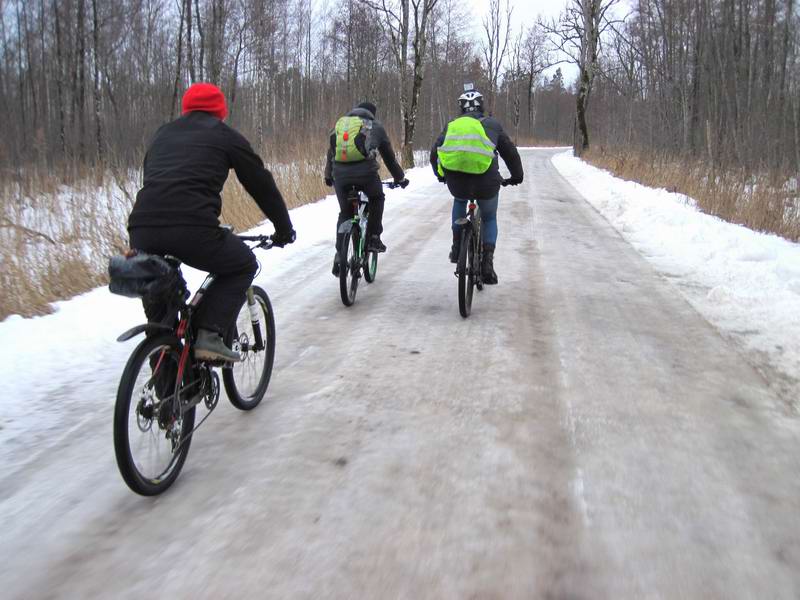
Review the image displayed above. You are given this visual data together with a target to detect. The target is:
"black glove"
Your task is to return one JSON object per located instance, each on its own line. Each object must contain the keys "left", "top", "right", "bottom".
{"left": 437, "top": 176, "right": 446, "bottom": 184}
{"left": 395, "top": 178, "right": 410, "bottom": 189}
{"left": 324, "top": 177, "right": 334, "bottom": 187}
{"left": 501, "top": 176, "right": 523, "bottom": 187}
{"left": 271, "top": 228, "right": 296, "bottom": 247}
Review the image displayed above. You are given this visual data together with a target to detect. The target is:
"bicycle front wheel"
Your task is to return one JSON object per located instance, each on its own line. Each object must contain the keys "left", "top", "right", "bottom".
{"left": 339, "top": 226, "right": 360, "bottom": 306}
{"left": 113, "top": 335, "right": 196, "bottom": 496}
{"left": 223, "top": 286, "right": 276, "bottom": 410}
{"left": 457, "top": 226, "right": 474, "bottom": 318}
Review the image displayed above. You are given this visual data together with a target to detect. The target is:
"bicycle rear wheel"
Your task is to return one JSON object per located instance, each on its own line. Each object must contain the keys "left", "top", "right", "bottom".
{"left": 223, "top": 285, "right": 275, "bottom": 410}
{"left": 457, "top": 226, "right": 474, "bottom": 318}
{"left": 339, "top": 226, "right": 360, "bottom": 306}
{"left": 113, "top": 335, "right": 196, "bottom": 496}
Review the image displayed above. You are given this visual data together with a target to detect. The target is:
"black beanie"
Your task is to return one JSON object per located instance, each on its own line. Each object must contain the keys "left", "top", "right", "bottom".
{"left": 357, "top": 101, "right": 377, "bottom": 117}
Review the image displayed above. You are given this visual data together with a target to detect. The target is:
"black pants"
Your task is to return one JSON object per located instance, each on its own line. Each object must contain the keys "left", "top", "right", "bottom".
{"left": 334, "top": 174, "right": 385, "bottom": 240}
{"left": 129, "top": 226, "right": 257, "bottom": 335}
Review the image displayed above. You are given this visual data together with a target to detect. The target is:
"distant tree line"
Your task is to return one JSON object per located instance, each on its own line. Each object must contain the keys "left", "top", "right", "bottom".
{"left": 587, "top": 0, "right": 799, "bottom": 174}
{"left": 0, "top": 0, "right": 572, "bottom": 177}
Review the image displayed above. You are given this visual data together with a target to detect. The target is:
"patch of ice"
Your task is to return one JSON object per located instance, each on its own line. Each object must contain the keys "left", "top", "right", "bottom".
{"left": 552, "top": 150, "right": 800, "bottom": 402}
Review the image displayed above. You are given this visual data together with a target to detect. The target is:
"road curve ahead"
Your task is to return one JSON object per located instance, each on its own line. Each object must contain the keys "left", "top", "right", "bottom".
{"left": 1, "top": 149, "right": 799, "bottom": 599}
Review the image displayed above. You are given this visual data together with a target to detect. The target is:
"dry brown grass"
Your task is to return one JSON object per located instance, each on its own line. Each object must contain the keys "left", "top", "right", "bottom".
{"left": 220, "top": 144, "right": 329, "bottom": 229}
{"left": 0, "top": 165, "right": 133, "bottom": 320}
{"left": 1, "top": 145, "right": 332, "bottom": 320}
{"left": 583, "top": 147, "right": 800, "bottom": 242}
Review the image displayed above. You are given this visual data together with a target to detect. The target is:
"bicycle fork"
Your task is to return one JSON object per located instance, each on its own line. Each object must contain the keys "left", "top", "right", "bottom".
{"left": 246, "top": 287, "right": 265, "bottom": 352}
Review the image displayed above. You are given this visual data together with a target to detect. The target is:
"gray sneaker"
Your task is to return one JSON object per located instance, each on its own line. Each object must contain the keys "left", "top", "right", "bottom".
{"left": 195, "top": 329, "right": 242, "bottom": 362}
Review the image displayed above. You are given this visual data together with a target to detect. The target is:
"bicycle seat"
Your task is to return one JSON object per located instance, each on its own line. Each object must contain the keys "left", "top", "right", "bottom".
{"left": 343, "top": 186, "right": 368, "bottom": 205}
{"left": 124, "top": 249, "right": 182, "bottom": 269}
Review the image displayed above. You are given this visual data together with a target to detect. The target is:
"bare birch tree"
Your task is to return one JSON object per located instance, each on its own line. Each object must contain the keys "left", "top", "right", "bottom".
{"left": 360, "top": 0, "right": 439, "bottom": 167}
{"left": 543, "top": 0, "right": 621, "bottom": 155}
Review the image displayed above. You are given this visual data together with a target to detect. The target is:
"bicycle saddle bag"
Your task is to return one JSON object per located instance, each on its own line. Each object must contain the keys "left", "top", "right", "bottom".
{"left": 108, "top": 252, "right": 186, "bottom": 303}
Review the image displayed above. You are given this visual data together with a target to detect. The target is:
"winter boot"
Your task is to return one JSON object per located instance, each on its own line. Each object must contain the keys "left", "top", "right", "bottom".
{"left": 195, "top": 328, "right": 241, "bottom": 362}
{"left": 482, "top": 243, "right": 498, "bottom": 285}
{"left": 449, "top": 230, "right": 460, "bottom": 264}
{"left": 333, "top": 232, "right": 344, "bottom": 277}
{"left": 367, "top": 234, "right": 387, "bottom": 253}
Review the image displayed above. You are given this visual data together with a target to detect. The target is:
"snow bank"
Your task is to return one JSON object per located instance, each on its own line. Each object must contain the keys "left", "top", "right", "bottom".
{"left": 0, "top": 166, "right": 433, "bottom": 470}
{"left": 552, "top": 151, "right": 800, "bottom": 401}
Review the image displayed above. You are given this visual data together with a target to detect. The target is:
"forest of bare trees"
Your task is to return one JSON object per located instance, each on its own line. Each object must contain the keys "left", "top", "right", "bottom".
{"left": 0, "top": 0, "right": 564, "bottom": 179}
{"left": 1, "top": 0, "right": 798, "bottom": 318}
{"left": 1, "top": 0, "right": 798, "bottom": 220}
{"left": 590, "top": 0, "right": 799, "bottom": 176}
{"left": 3, "top": 0, "right": 798, "bottom": 171}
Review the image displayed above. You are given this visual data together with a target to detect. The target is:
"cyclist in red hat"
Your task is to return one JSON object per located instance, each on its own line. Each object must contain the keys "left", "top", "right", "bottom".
{"left": 127, "top": 82, "right": 295, "bottom": 362}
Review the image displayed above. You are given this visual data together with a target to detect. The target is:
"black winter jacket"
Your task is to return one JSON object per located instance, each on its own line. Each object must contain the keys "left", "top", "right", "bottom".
{"left": 430, "top": 112, "right": 524, "bottom": 200}
{"left": 324, "top": 108, "right": 405, "bottom": 184}
{"left": 128, "top": 111, "right": 292, "bottom": 233}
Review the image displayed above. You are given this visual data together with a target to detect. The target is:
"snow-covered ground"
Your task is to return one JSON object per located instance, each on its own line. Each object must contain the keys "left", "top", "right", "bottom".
{"left": 3, "top": 149, "right": 800, "bottom": 598}
{"left": 3, "top": 150, "right": 799, "bottom": 472}
{"left": 0, "top": 171, "right": 423, "bottom": 471}
{"left": 552, "top": 150, "right": 800, "bottom": 403}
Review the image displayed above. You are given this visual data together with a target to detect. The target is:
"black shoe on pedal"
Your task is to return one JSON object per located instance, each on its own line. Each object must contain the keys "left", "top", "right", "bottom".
{"left": 482, "top": 269, "right": 498, "bottom": 285}
{"left": 481, "top": 243, "right": 498, "bottom": 285}
{"left": 332, "top": 253, "right": 341, "bottom": 277}
{"left": 449, "top": 244, "right": 459, "bottom": 264}
{"left": 367, "top": 235, "right": 387, "bottom": 253}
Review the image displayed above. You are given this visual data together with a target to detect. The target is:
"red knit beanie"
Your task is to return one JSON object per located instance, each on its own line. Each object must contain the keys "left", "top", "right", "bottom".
{"left": 181, "top": 83, "right": 228, "bottom": 120}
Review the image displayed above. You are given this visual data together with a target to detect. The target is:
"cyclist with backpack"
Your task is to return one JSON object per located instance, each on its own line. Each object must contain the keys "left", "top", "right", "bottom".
{"left": 430, "top": 86, "right": 524, "bottom": 285}
{"left": 127, "top": 82, "right": 296, "bottom": 363}
{"left": 324, "top": 101, "right": 409, "bottom": 276}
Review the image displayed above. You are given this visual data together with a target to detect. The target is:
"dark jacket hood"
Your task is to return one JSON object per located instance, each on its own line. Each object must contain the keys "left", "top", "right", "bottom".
{"left": 347, "top": 107, "right": 375, "bottom": 120}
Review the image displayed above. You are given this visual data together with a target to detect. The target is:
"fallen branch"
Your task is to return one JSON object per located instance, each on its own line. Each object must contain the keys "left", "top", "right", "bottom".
{"left": 0, "top": 217, "right": 57, "bottom": 245}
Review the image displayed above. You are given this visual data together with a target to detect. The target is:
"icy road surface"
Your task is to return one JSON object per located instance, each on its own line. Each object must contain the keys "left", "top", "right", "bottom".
{"left": 1, "top": 149, "right": 799, "bottom": 598}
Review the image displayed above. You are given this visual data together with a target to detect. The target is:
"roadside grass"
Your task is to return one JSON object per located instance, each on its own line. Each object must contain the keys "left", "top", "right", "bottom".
{"left": 0, "top": 143, "right": 331, "bottom": 320}
{"left": 0, "top": 165, "right": 134, "bottom": 320}
{"left": 583, "top": 147, "right": 800, "bottom": 242}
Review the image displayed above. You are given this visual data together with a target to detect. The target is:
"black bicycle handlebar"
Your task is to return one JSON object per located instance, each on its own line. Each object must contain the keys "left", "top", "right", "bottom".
{"left": 382, "top": 179, "right": 409, "bottom": 189}
{"left": 237, "top": 234, "right": 274, "bottom": 249}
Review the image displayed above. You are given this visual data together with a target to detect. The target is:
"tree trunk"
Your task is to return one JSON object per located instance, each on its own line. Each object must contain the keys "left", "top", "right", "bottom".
{"left": 195, "top": 0, "right": 205, "bottom": 80}
{"left": 186, "top": 0, "right": 196, "bottom": 82}
{"left": 91, "top": 0, "right": 102, "bottom": 164}
{"left": 171, "top": 0, "right": 186, "bottom": 119}
{"left": 575, "top": 71, "right": 590, "bottom": 155}
{"left": 72, "top": 0, "right": 87, "bottom": 162}
{"left": 52, "top": 0, "right": 66, "bottom": 157}
{"left": 15, "top": 1, "right": 27, "bottom": 153}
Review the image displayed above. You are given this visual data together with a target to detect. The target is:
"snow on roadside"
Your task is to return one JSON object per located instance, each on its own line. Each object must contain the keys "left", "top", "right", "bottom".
{"left": 552, "top": 150, "right": 800, "bottom": 403}
{"left": 0, "top": 166, "right": 431, "bottom": 471}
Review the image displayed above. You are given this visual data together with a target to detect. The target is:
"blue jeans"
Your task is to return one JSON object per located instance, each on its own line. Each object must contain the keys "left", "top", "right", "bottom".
{"left": 451, "top": 195, "right": 498, "bottom": 246}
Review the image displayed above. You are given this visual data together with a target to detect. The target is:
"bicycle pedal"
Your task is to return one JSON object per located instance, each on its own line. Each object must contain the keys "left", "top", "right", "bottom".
{"left": 198, "top": 357, "right": 234, "bottom": 367}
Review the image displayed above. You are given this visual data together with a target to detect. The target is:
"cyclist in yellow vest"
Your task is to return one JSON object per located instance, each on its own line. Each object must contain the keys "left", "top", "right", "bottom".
{"left": 430, "top": 88, "right": 523, "bottom": 284}
{"left": 324, "top": 101, "right": 409, "bottom": 276}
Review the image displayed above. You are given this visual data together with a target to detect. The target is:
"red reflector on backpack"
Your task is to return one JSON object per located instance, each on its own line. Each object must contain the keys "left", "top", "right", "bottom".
{"left": 343, "top": 131, "right": 349, "bottom": 141}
